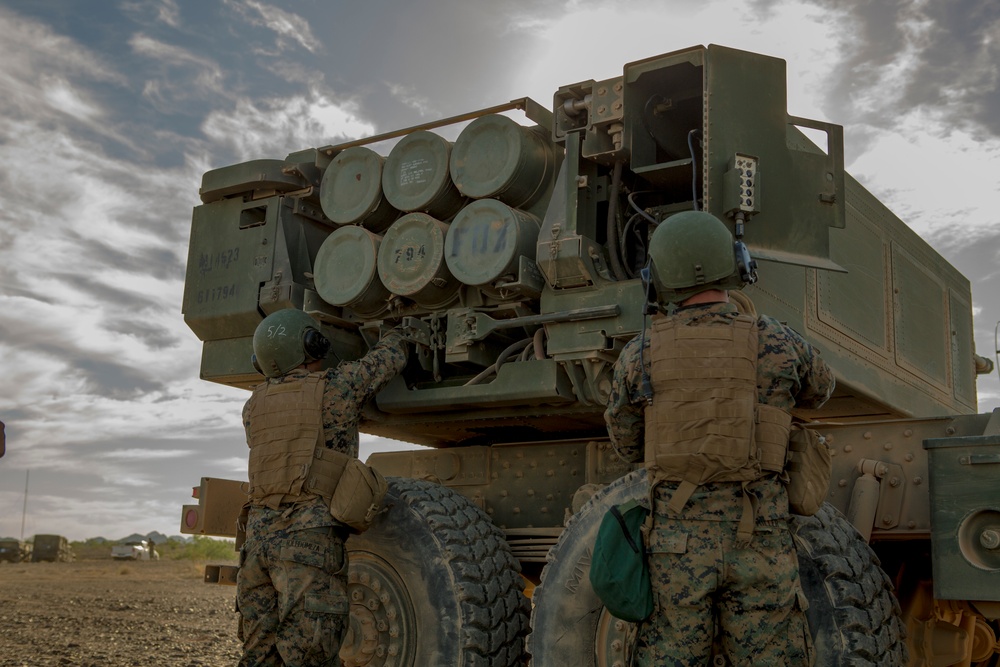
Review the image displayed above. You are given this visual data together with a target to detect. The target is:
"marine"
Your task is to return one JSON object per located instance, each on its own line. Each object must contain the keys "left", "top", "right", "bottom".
{"left": 604, "top": 211, "right": 835, "bottom": 666}
{"left": 237, "top": 308, "right": 408, "bottom": 666}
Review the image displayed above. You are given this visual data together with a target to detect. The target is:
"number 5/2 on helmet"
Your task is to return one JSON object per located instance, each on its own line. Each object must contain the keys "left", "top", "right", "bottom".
{"left": 251, "top": 309, "right": 331, "bottom": 378}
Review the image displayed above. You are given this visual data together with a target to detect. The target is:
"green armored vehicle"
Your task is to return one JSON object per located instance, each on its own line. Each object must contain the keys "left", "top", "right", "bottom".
{"left": 180, "top": 45, "right": 999, "bottom": 666}
{"left": 0, "top": 539, "right": 29, "bottom": 563}
{"left": 31, "top": 534, "right": 73, "bottom": 563}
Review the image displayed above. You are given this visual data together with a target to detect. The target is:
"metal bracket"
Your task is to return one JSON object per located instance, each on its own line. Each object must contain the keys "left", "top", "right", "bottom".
{"left": 449, "top": 305, "right": 620, "bottom": 345}
{"left": 875, "top": 462, "right": 906, "bottom": 530}
{"left": 204, "top": 564, "right": 239, "bottom": 586}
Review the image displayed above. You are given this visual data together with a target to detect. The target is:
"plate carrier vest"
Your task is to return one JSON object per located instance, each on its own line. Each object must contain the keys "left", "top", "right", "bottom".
{"left": 644, "top": 313, "right": 792, "bottom": 540}
{"left": 246, "top": 374, "right": 352, "bottom": 510}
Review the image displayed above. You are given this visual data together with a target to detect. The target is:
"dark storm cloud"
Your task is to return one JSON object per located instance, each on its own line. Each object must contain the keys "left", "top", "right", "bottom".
{"left": 104, "top": 318, "right": 181, "bottom": 351}
{"left": 72, "top": 357, "right": 164, "bottom": 397}
{"left": 49, "top": 273, "right": 162, "bottom": 312}
{"left": 0, "top": 283, "right": 57, "bottom": 305}
{"left": 754, "top": 0, "right": 1000, "bottom": 137}
{"left": 68, "top": 233, "right": 185, "bottom": 281}
{"left": 29, "top": 338, "right": 166, "bottom": 397}
{"left": 0, "top": 315, "right": 166, "bottom": 398}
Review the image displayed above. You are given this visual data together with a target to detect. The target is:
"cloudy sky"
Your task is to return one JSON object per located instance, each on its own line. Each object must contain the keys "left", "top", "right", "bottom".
{"left": 0, "top": 0, "right": 998, "bottom": 541}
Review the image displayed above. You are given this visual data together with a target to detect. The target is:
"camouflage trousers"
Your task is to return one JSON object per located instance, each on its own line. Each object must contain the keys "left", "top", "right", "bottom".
{"left": 237, "top": 525, "right": 350, "bottom": 666}
{"left": 634, "top": 517, "right": 813, "bottom": 666}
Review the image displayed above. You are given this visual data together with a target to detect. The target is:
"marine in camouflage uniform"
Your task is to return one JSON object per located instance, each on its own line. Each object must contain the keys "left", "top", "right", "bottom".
{"left": 604, "top": 211, "right": 835, "bottom": 667}
{"left": 237, "top": 311, "right": 408, "bottom": 667}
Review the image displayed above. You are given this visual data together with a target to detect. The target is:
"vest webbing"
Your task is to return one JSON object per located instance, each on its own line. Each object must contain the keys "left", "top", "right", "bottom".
{"left": 246, "top": 374, "right": 351, "bottom": 510}
{"left": 643, "top": 313, "right": 791, "bottom": 541}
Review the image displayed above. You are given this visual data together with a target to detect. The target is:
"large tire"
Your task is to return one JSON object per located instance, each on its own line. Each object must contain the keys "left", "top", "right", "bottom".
{"left": 528, "top": 470, "right": 645, "bottom": 667}
{"left": 528, "top": 470, "right": 907, "bottom": 667}
{"left": 342, "top": 477, "right": 529, "bottom": 667}
{"left": 791, "top": 505, "right": 909, "bottom": 665}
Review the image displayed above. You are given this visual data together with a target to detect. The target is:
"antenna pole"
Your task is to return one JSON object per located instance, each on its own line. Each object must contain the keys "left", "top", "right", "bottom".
{"left": 20, "top": 470, "right": 28, "bottom": 541}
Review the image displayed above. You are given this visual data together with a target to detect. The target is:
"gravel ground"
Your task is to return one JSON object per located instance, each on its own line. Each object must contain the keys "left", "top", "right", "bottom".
{"left": 0, "top": 559, "right": 241, "bottom": 667}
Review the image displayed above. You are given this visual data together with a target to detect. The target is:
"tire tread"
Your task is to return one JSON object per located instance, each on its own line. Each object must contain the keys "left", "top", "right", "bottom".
{"left": 396, "top": 478, "right": 530, "bottom": 666}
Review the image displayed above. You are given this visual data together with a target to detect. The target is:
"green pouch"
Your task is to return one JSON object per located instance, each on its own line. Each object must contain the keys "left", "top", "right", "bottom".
{"left": 589, "top": 498, "right": 653, "bottom": 623}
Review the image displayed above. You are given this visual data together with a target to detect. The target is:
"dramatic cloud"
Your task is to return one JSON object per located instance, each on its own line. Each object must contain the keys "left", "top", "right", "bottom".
{"left": 385, "top": 82, "right": 438, "bottom": 118}
{"left": 221, "top": 0, "right": 322, "bottom": 54}
{"left": 130, "top": 33, "right": 228, "bottom": 113}
{"left": 757, "top": 0, "right": 1000, "bottom": 138}
{"left": 201, "top": 91, "right": 376, "bottom": 161}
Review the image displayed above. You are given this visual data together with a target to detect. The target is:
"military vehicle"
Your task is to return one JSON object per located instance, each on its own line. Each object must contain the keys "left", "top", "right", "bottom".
{"left": 179, "top": 45, "right": 999, "bottom": 666}
{"left": 31, "top": 534, "right": 73, "bottom": 563}
{"left": 0, "top": 539, "right": 29, "bottom": 563}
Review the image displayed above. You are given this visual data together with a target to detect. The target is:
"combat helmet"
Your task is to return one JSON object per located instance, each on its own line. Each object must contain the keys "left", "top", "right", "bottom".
{"left": 251, "top": 309, "right": 331, "bottom": 378}
{"left": 647, "top": 210, "right": 756, "bottom": 306}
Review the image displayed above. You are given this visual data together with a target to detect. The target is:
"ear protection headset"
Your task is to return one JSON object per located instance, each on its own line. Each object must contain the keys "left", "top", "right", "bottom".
{"left": 303, "top": 328, "right": 331, "bottom": 362}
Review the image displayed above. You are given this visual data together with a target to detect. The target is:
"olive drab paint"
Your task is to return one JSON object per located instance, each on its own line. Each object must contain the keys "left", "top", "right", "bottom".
{"left": 179, "top": 45, "right": 1000, "bottom": 666}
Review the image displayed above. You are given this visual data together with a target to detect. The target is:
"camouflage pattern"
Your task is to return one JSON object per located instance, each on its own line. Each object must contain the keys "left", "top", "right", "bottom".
{"left": 238, "top": 522, "right": 349, "bottom": 666}
{"left": 638, "top": 515, "right": 812, "bottom": 666}
{"left": 237, "top": 330, "right": 408, "bottom": 666}
{"left": 604, "top": 300, "right": 834, "bottom": 666}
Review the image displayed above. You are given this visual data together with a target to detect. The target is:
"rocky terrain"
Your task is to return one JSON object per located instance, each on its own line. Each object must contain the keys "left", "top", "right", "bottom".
{"left": 0, "top": 559, "right": 241, "bottom": 666}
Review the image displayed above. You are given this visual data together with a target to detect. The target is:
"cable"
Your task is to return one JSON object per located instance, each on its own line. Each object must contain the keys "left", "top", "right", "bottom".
{"left": 532, "top": 327, "right": 546, "bottom": 361}
{"left": 606, "top": 161, "right": 628, "bottom": 281}
{"left": 627, "top": 191, "right": 659, "bottom": 226}
{"left": 464, "top": 338, "right": 533, "bottom": 386}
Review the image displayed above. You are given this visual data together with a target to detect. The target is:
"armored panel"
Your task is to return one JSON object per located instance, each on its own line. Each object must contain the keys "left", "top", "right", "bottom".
{"left": 924, "top": 435, "right": 1000, "bottom": 601}
{"left": 183, "top": 198, "right": 277, "bottom": 341}
{"left": 702, "top": 46, "right": 844, "bottom": 269}
{"left": 818, "top": 207, "right": 888, "bottom": 354}
{"left": 892, "top": 242, "right": 949, "bottom": 388}
{"left": 950, "top": 288, "right": 976, "bottom": 407}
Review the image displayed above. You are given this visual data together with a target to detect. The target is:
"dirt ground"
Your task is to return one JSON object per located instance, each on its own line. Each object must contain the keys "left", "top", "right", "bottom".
{"left": 0, "top": 559, "right": 241, "bottom": 667}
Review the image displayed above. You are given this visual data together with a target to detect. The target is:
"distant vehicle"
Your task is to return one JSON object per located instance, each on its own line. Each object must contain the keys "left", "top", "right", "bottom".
{"left": 0, "top": 539, "right": 28, "bottom": 563}
{"left": 31, "top": 534, "right": 73, "bottom": 562}
{"left": 111, "top": 540, "right": 158, "bottom": 561}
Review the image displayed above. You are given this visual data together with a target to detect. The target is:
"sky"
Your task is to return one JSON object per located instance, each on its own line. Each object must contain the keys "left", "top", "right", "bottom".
{"left": 0, "top": 0, "right": 998, "bottom": 542}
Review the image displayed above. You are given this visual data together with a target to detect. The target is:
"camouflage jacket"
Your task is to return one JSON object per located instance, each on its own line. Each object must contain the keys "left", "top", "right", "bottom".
{"left": 604, "top": 301, "right": 835, "bottom": 521}
{"left": 243, "top": 330, "right": 408, "bottom": 534}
